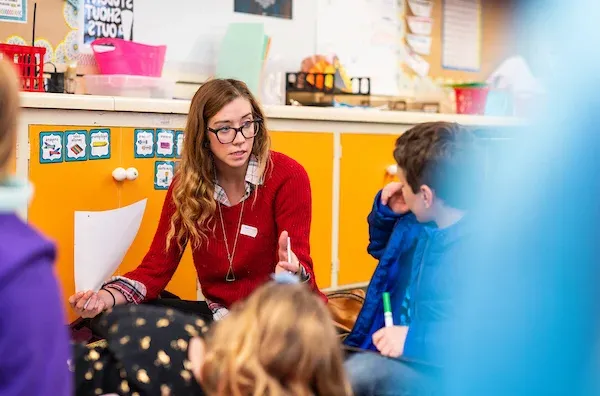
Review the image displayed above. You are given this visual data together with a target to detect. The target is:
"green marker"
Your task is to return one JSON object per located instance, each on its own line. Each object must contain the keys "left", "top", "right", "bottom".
{"left": 383, "top": 292, "right": 394, "bottom": 327}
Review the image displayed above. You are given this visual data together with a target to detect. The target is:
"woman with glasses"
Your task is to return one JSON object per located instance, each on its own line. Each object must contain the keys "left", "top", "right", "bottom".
{"left": 69, "top": 79, "right": 327, "bottom": 323}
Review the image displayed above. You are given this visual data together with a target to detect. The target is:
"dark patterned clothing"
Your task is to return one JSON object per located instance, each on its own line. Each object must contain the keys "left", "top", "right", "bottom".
{"left": 74, "top": 305, "right": 207, "bottom": 395}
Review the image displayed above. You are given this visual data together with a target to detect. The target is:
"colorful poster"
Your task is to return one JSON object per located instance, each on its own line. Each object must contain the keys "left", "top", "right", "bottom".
{"left": 134, "top": 128, "right": 155, "bottom": 158}
{"left": 0, "top": 0, "right": 27, "bottom": 23}
{"left": 174, "top": 130, "right": 184, "bottom": 159}
{"left": 65, "top": 130, "right": 88, "bottom": 162}
{"left": 83, "top": 0, "right": 134, "bottom": 45}
{"left": 234, "top": 0, "right": 292, "bottom": 19}
{"left": 89, "top": 129, "right": 111, "bottom": 160}
{"left": 156, "top": 129, "right": 175, "bottom": 158}
{"left": 154, "top": 161, "right": 175, "bottom": 190}
{"left": 39, "top": 132, "right": 64, "bottom": 164}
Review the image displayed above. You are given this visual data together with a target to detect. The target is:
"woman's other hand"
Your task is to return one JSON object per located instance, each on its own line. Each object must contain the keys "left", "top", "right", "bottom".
{"left": 68, "top": 290, "right": 110, "bottom": 318}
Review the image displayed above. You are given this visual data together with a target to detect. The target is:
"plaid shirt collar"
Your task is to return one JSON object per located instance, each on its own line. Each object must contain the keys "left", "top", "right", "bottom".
{"left": 214, "top": 154, "right": 262, "bottom": 207}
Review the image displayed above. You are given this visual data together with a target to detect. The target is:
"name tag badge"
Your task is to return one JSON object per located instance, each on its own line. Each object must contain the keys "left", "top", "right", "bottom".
{"left": 240, "top": 224, "right": 258, "bottom": 238}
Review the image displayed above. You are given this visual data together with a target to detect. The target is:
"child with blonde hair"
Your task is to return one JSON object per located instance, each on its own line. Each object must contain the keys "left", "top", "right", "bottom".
{"left": 0, "top": 59, "right": 72, "bottom": 394}
{"left": 201, "top": 273, "right": 352, "bottom": 396}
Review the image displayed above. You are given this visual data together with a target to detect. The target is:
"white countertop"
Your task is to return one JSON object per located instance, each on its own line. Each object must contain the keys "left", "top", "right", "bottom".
{"left": 20, "top": 92, "right": 524, "bottom": 127}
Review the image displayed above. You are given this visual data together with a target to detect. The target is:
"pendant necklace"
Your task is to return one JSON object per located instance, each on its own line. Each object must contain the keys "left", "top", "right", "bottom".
{"left": 217, "top": 198, "right": 245, "bottom": 282}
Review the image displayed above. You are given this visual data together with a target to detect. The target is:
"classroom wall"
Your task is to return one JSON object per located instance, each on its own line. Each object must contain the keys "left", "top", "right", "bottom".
{"left": 0, "top": 0, "right": 516, "bottom": 85}
{"left": 133, "top": 0, "right": 318, "bottom": 80}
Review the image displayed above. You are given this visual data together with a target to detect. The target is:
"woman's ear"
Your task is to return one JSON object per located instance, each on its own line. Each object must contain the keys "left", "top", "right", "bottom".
{"left": 420, "top": 185, "right": 434, "bottom": 209}
{"left": 188, "top": 336, "right": 206, "bottom": 383}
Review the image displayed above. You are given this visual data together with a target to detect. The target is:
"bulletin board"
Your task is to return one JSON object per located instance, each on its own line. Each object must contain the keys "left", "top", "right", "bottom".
{"left": 0, "top": 0, "right": 76, "bottom": 67}
{"left": 402, "top": 0, "right": 516, "bottom": 84}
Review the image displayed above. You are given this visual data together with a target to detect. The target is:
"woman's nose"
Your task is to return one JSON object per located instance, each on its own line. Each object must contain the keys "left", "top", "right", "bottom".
{"left": 232, "top": 130, "right": 246, "bottom": 144}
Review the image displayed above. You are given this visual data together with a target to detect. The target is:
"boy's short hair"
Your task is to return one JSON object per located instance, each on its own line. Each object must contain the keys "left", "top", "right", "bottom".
{"left": 0, "top": 59, "right": 19, "bottom": 177}
{"left": 393, "top": 121, "right": 483, "bottom": 210}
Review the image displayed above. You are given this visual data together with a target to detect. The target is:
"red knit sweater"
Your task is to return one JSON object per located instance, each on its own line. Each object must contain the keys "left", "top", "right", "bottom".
{"left": 125, "top": 151, "right": 327, "bottom": 307}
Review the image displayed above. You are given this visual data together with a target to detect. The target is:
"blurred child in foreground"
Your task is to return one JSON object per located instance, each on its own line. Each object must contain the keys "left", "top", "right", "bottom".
{"left": 0, "top": 59, "right": 72, "bottom": 395}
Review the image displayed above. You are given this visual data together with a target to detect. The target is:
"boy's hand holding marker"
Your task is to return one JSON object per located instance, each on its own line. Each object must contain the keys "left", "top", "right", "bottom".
{"left": 373, "top": 326, "right": 409, "bottom": 358}
{"left": 374, "top": 292, "right": 408, "bottom": 358}
{"left": 381, "top": 182, "right": 410, "bottom": 214}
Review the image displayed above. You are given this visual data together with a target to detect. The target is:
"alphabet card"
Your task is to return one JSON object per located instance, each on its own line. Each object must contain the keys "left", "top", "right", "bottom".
{"left": 134, "top": 128, "right": 155, "bottom": 158}
{"left": 156, "top": 129, "right": 175, "bottom": 158}
{"left": 154, "top": 161, "right": 175, "bottom": 190}
{"left": 39, "top": 132, "right": 64, "bottom": 164}
{"left": 89, "top": 129, "right": 111, "bottom": 160}
{"left": 65, "top": 130, "right": 88, "bottom": 162}
{"left": 175, "top": 130, "right": 184, "bottom": 159}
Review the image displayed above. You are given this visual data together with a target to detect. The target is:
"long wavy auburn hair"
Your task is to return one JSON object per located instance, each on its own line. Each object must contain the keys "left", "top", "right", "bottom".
{"left": 166, "top": 79, "right": 271, "bottom": 252}
{"left": 201, "top": 282, "right": 353, "bottom": 396}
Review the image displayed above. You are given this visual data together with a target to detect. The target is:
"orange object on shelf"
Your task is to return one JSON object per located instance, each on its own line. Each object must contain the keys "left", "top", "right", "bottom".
{"left": 0, "top": 44, "right": 46, "bottom": 92}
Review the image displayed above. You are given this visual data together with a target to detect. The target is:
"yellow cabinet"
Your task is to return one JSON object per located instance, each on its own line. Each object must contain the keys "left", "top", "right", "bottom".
{"left": 271, "top": 131, "right": 334, "bottom": 289}
{"left": 337, "top": 133, "right": 399, "bottom": 286}
{"left": 29, "top": 125, "right": 196, "bottom": 322}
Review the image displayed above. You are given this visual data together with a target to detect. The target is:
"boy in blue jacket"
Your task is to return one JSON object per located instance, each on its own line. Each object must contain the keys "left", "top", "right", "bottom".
{"left": 344, "top": 121, "right": 483, "bottom": 395}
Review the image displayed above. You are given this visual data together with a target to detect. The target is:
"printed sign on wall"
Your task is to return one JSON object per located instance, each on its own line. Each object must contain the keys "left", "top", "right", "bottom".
{"left": 234, "top": 0, "right": 293, "bottom": 19}
{"left": 89, "top": 129, "right": 111, "bottom": 160}
{"left": 83, "top": 0, "right": 134, "bottom": 45}
{"left": 174, "top": 130, "right": 184, "bottom": 159}
{"left": 156, "top": 129, "right": 175, "bottom": 158}
{"left": 39, "top": 132, "right": 64, "bottom": 163}
{"left": 65, "top": 130, "right": 88, "bottom": 162}
{"left": 134, "top": 128, "right": 155, "bottom": 158}
{"left": 0, "top": 0, "right": 27, "bottom": 23}
{"left": 154, "top": 161, "right": 175, "bottom": 190}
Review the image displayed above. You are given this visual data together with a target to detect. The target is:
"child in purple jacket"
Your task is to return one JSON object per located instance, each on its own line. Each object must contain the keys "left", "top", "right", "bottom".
{"left": 0, "top": 59, "right": 72, "bottom": 395}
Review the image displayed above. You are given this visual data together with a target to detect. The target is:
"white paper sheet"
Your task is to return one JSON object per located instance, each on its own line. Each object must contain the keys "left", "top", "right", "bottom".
{"left": 405, "top": 45, "right": 430, "bottom": 77}
{"left": 74, "top": 199, "right": 147, "bottom": 292}
{"left": 407, "top": 33, "right": 432, "bottom": 55}
{"left": 408, "top": 0, "right": 433, "bottom": 18}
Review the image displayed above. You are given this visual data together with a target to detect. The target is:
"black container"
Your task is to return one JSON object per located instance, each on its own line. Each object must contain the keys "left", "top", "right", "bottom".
{"left": 44, "top": 63, "right": 65, "bottom": 93}
{"left": 285, "top": 72, "right": 370, "bottom": 107}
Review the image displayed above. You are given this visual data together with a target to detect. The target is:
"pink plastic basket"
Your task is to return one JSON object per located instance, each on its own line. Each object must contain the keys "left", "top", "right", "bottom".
{"left": 91, "top": 38, "right": 166, "bottom": 77}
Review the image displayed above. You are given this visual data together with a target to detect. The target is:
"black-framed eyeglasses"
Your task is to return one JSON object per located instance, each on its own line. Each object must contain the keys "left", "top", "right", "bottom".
{"left": 207, "top": 119, "right": 262, "bottom": 144}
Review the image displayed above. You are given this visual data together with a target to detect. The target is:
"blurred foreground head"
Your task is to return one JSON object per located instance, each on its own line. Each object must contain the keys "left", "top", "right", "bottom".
{"left": 0, "top": 59, "right": 19, "bottom": 179}
{"left": 444, "top": 1, "right": 600, "bottom": 395}
{"left": 201, "top": 280, "right": 352, "bottom": 396}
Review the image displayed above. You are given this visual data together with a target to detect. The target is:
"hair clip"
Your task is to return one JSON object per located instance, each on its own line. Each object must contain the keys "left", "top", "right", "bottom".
{"left": 271, "top": 272, "right": 300, "bottom": 285}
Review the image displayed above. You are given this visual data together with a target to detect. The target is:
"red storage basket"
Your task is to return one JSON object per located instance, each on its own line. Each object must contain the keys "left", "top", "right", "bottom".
{"left": 91, "top": 38, "right": 166, "bottom": 77}
{"left": 454, "top": 86, "right": 489, "bottom": 115}
{"left": 0, "top": 43, "right": 46, "bottom": 92}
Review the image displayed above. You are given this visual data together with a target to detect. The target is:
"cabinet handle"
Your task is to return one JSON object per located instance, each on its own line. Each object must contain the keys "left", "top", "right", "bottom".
{"left": 126, "top": 167, "right": 139, "bottom": 181}
{"left": 386, "top": 164, "right": 398, "bottom": 176}
{"left": 112, "top": 167, "right": 127, "bottom": 181}
{"left": 112, "top": 167, "right": 139, "bottom": 181}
